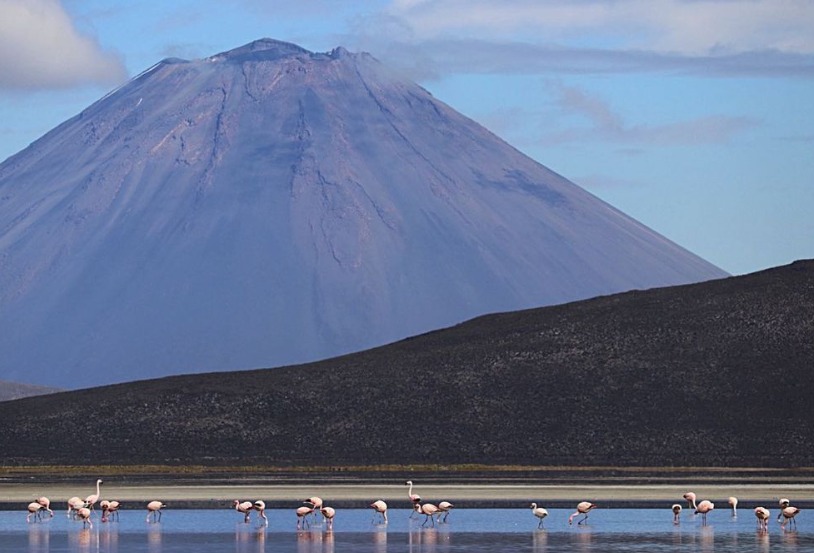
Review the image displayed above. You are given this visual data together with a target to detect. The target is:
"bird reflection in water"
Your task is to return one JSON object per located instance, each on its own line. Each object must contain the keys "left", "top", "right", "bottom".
{"left": 572, "top": 526, "right": 593, "bottom": 553}
{"left": 756, "top": 529, "right": 770, "bottom": 553}
{"left": 100, "top": 524, "right": 120, "bottom": 553}
{"left": 27, "top": 523, "right": 50, "bottom": 553}
{"left": 700, "top": 525, "right": 714, "bottom": 553}
{"left": 235, "top": 526, "right": 266, "bottom": 553}
{"left": 147, "top": 523, "right": 162, "bottom": 553}
{"left": 782, "top": 528, "right": 799, "bottom": 551}
{"left": 296, "top": 528, "right": 334, "bottom": 553}
{"left": 532, "top": 528, "right": 548, "bottom": 553}
{"left": 68, "top": 527, "right": 94, "bottom": 553}
{"left": 372, "top": 525, "right": 387, "bottom": 553}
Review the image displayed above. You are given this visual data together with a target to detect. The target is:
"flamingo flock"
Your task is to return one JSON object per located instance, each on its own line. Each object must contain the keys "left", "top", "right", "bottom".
{"left": 21, "top": 479, "right": 805, "bottom": 533}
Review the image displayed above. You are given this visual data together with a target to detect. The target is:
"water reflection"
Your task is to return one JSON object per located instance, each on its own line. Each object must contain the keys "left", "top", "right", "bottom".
{"left": 296, "top": 528, "right": 334, "bottom": 553}
{"left": 755, "top": 528, "right": 770, "bottom": 553}
{"left": 235, "top": 526, "right": 266, "bottom": 553}
{"left": 99, "top": 525, "right": 119, "bottom": 553}
{"left": 700, "top": 524, "right": 714, "bottom": 553}
{"left": 571, "top": 526, "right": 592, "bottom": 553}
{"left": 372, "top": 525, "right": 387, "bottom": 553}
{"left": 783, "top": 528, "right": 800, "bottom": 551}
{"left": 532, "top": 529, "right": 547, "bottom": 553}
{"left": 27, "top": 523, "right": 49, "bottom": 553}
{"left": 147, "top": 524, "right": 162, "bottom": 553}
{"left": 67, "top": 527, "right": 94, "bottom": 553}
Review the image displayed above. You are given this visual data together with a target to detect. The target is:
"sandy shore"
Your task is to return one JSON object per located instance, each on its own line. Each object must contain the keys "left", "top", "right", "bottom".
{"left": 3, "top": 482, "right": 813, "bottom": 509}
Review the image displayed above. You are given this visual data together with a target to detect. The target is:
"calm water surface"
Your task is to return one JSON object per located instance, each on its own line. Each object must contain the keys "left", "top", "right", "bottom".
{"left": 0, "top": 508, "right": 808, "bottom": 552}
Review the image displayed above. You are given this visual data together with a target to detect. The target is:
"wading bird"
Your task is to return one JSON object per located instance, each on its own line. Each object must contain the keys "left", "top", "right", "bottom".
{"left": 568, "top": 502, "right": 597, "bottom": 525}
{"left": 672, "top": 504, "right": 682, "bottom": 524}
{"left": 754, "top": 507, "right": 770, "bottom": 531}
{"left": 254, "top": 500, "right": 268, "bottom": 527}
{"left": 781, "top": 506, "right": 801, "bottom": 529}
{"left": 695, "top": 500, "right": 715, "bottom": 524}
{"left": 415, "top": 503, "right": 441, "bottom": 527}
{"left": 146, "top": 501, "right": 165, "bottom": 523}
{"left": 438, "top": 501, "right": 454, "bottom": 523}
{"left": 101, "top": 500, "right": 121, "bottom": 522}
{"left": 233, "top": 500, "right": 254, "bottom": 523}
{"left": 321, "top": 506, "right": 336, "bottom": 529}
{"left": 296, "top": 506, "right": 314, "bottom": 529}
{"left": 778, "top": 498, "right": 790, "bottom": 522}
{"left": 729, "top": 496, "right": 738, "bottom": 517}
{"left": 85, "top": 479, "right": 103, "bottom": 511}
{"left": 36, "top": 497, "right": 54, "bottom": 518}
{"left": 26, "top": 502, "right": 42, "bottom": 523}
{"left": 406, "top": 481, "right": 421, "bottom": 518}
{"left": 370, "top": 500, "right": 388, "bottom": 523}
{"left": 77, "top": 507, "right": 92, "bottom": 528}
{"left": 530, "top": 503, "right": 548, "bottom": 528}
{"left": 67, "top": 497, "right": 84, "bottom": 517}
{"left": 304, "top": 497, "right": 323, "bottom": 521}
{"left": 683, "top": 492, "right": 697, "bottom": 510}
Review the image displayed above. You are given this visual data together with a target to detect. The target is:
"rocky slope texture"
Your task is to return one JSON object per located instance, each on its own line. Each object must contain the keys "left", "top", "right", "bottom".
{"left": 0, "top": 39, "right": 726, "bottom": 389}
{"left": 0, "top": 380, "right": 61, "bottom": 402}
{"left": 0, "top": 260, "right": 809, "bottom": 467}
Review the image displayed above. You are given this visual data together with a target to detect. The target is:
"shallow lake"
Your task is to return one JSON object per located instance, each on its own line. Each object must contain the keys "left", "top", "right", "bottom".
{"left": 0, "top": 508, "right": 809, "bottom": 552}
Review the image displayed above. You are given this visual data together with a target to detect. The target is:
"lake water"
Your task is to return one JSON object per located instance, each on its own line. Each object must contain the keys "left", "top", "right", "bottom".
{"left": 0, "top": 508, "right": 808, "bottom": 552}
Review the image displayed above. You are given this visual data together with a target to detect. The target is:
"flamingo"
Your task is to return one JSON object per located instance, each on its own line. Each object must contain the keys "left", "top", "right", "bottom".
{"left": 695, "top": 500, "right": 714, "bottom": 524}
{"left": 415, "top": 503, "right": 440, "bottom": 527}
{"left": 303, "top": 497, "right": 323, "bottom": 521}
{"left": 26, "top": 502, "right": 43, "bottom": 523}
{"left": 101, "top": 500, "right": 121, "bottom": 522}
{"left": 321, "top": 506, "right": 336, "bottom": 529}
{"left": 146, "top": 501, "right": 165, "bottom": 523}
{"left": 67, "top": 496, "right": 84, "bottom": 517}
{"left": 406, "top": 481, "right": 421, "bottom": 517}
{"left": 438, "top": 501, "right": 454, "bottom": 523}
{"left": 254, "top": 500, "right": 268, "bottom": 527}
{"left": 85, "top": 479, "right": 103, "bottom": 511}
{"left": 233, "top": 500, "right": 254, "bottom": 523}
{"left": 754, "top": 507, "right": 770, "bottom": 531}
{"left": 683, "top": 492, "right": 697, "bottom": 510}
{"left": 728, "top": 496, "right": 738, "bottom": 517}
{"left": 777, "top": 498, "right": 790, "bottom": 521}
{"left": 370, "top": 500, "right": 388, "bottom": 523}
{"left": 77, "top": 507, "right": 93, "bottom": 528}
{"left": 568, "top": 502, "right": 597, "bottom": 525}
{"left": 36, "top": 497, "right": 54, "bottom": 518}
{"left": 530, "top": 503, "right": 548, "bottom": 528}
{"left": 780, "top": 506, "right": 801, "bottom": 529}
{"left": 296, "top": 506, "right": 314, "bottom": 529}
{"left": 672, "top": 504, "right": 682, "bottom": 524}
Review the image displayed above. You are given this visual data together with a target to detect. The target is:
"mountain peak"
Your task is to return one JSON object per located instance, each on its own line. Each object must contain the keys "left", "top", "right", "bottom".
{"left": 208, "top": 38, "right": 312, "bottom": 63}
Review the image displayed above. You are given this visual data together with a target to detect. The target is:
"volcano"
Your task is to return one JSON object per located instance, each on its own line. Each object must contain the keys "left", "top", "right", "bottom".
{"left": 0, "top": 39, "right": 726, "bottom": 389}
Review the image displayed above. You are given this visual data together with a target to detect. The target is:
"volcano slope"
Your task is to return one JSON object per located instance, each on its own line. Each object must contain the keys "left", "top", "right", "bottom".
{"left": 0, "top": 260, "right": 811, "bottom": 467}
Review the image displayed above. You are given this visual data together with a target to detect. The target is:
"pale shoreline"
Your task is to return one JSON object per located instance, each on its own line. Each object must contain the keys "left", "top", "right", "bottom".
{"left": 3, "top": 482, "right": 813, "bottom": 510}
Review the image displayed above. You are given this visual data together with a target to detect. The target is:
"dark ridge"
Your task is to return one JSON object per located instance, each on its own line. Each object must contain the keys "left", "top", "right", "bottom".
{"left": 0, "top": 259, "right": 811, "bottom": 467}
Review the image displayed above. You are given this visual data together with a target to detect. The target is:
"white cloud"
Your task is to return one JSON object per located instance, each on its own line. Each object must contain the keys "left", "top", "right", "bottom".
{"left": 0, "top": 0, "right": 127, "bottom": 90}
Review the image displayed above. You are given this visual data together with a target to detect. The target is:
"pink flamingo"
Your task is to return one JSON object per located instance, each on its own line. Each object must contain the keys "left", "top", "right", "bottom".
{"left": 233, "top": 500, "right": 254, "bottom": 523}
{"left": 254, "top": 500, "right": 268, "bottom": 527}
{"left": 683, "top": 492, "right": 697, "bottom": 510}
{"left": 781, "top": 506, "right": 801, "bottom": 529}
{"left": 530, "top": 503, "right": 548, "bottom": 528}
{"left": 415, "top": 503, "right": 440, "bottom": 527}
{"left": 672, "top": 504, "right": 682, "bottom": 524}
{"left": 101, "top": 500, "right": 121, "bottom": 522}
{"left": 438, "top": 501, "right": 454, "bottom": 522}
{"left": 695, "top": 500, "right": 714, "bottom": 524}
{"left": 77, "top": 507, "right": 93, "bottom": 528}
{"left": 728, "top": 496, "right": 738, "bottom": 517}
{"left": 777, "top": 498, "right": 790, "bottom": 521}
{"left": 568, "top": 502, "right": 597, "bottom": 525}
{"left": 321, "top": 506, "right": 336, "bottom": 528}
{"left": 754, "top": 507, "right": 770, "bottom": 531}
{"left": 85, "top": 479, "right": 103, "bottom": 511}
{"left": 26, "top": 502, "right": 43, "bottom": 522}
{"left": 146, "top": 501, "right": 165, "bottom": 523}
{"left": 304, "top": 497, "right": 323, "bottom": 521}
{"left": 67, "top": 496, "right": 84, "bottom": 517}
{"left": 36, "top": 497, "right": 54, "bottom": 518}
{"left": 296, "top": 506, "right": 314, "bottom": 529}
{"left": 370, "top": 500, "right": 388, "bottom": 523}
{"left": 406, "top": 481, "right": 421, "bottom": 518}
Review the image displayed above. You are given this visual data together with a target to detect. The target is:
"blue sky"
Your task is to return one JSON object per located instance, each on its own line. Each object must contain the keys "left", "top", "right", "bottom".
{"left": 1, "top": 0, "right": 812, "bottom": 275}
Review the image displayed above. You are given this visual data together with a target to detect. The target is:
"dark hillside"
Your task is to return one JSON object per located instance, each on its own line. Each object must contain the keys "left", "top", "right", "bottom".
{"left": 1, "top": 260, "right": 811, "bottom": 467}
